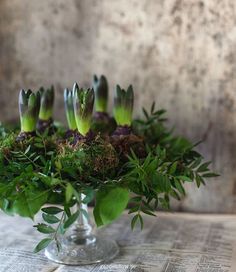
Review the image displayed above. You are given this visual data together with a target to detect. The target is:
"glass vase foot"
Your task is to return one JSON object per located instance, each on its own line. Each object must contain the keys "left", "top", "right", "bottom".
{"left": 45, "top": 235, "right": 119, "bottom": 265}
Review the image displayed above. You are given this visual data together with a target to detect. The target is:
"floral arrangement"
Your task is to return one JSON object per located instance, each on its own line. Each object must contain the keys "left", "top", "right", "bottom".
{"left": 0, "top": 76, "right": 218, "bottom": 253}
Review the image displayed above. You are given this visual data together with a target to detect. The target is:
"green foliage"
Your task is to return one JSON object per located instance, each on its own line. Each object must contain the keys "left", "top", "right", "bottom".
{"left": 65, "top": 183, "right": 74, "bottom": 203}
{"left": 63, "top": 210, "right": 80, "bottom": 229}
{"left": 121, "top": 144, "right": 219, "bottom": 229}
{"left": 42, "top": 213, "right": 60, "bottom": 224}
{"left": 132, "top": 102, "right": 171, "bottom": 145}
{"left": 42, "top": 207, "right": 63, "bottom": 214}
{"left": 0, "top": 133, "right": 15, "bottom": 163}
{"left": 34, "top": 238, "right": 53, "bottom": 253}
{"left": 13, "top": 190, "right": 48, "bottom": 219}
{"left": 94, "top": 186, "right": 129, "bottom": 226}
{"left": 34, "top": 203, "right": 81, "bottom": 252}
{"left": 0, "top": 131, "right": 58, "bottom": 219}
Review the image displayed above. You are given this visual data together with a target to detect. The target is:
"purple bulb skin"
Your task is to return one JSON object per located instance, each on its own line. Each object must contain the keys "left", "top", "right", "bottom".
{"left": 112, "top": 125, "right": 132, "bottom": 136}
{"left": 72, "top": 129, "right": 95, "bottom": 145}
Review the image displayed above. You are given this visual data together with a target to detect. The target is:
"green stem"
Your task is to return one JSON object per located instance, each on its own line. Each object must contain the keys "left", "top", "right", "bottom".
{"left": 53, "top": 211, "right": 65, "bottom": 251}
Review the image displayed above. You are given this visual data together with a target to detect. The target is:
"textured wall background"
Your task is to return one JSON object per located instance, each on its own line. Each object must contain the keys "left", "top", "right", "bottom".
{"left": 0, "top": 0, "right": 236, "bottom": 213}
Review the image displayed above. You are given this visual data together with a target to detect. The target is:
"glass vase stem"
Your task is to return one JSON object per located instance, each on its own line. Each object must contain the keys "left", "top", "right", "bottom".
{"left": 45, "top": 193, "right": 119, "bottom": 265}
{"left": 70, "top": 194, "right": 94, "bottom": 245}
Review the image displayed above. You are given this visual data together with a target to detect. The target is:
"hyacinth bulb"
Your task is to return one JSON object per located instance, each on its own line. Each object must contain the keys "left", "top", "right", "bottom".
{"left": 38, "top": 86, "right": 54, "bottom": 121}
{"left": 19, "top": 89, "right": 40, "bottom": 133}
{"left": 113, "top": 85, "right": 134, "bottom": 127}
{"left": 64, "top": 88, "right": 77, "bottom": 130}
{"left": 93, "top": 75, "right": 108, "bottom": 113}
{"left": 72, "top": 83, "right": 94, "bottom": 136}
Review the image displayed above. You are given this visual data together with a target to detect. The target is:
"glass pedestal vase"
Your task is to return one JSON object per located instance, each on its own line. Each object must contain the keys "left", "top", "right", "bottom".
{"left": 45, "top": 195, "right": 119, "bottom": 265}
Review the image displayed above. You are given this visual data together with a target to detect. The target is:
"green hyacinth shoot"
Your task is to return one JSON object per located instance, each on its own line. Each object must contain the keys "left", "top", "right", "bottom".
{"left": 93, "top": 75, "right": 108, "bottom": 113}
{"left": 38, "top": 86, "right": 54, "bottom": 121}
{"left": 113, "top": 85, "right": 134, "bottom": 126}
{"left": 72, "top": 83, "right": 95, "bottom": 136}
{"left": 64, "top": 88, "right": 77, "bottom": 130}
{"left": 19, "top": 89, "right": 40, "bottom": 132}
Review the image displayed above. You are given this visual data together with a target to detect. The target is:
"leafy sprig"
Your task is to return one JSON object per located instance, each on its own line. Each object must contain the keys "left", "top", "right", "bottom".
{"left": 120, "top": 142, "right": 218, "bottom": 229}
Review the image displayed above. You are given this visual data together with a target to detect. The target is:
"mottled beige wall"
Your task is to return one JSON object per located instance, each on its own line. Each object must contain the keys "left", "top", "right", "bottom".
{"left": 0, "top": 0, "right": 236, "bottom": 213}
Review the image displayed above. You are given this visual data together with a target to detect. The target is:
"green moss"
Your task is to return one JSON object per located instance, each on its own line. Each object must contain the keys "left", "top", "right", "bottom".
{"left": 56, "top": 137, "right": 119, "bottom": 184}
{"left": 0, "top": 133, "right": 16, "bottom": 163}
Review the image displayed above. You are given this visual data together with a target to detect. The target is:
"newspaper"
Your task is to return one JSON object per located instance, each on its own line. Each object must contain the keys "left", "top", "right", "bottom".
{"left": 0, "top": 211, "right": 236, "bottom": 272}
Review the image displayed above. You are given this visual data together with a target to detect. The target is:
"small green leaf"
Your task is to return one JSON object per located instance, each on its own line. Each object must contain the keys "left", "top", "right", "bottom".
{"left": 202, "top": 173, "right": 220, "bottom": 178}
{"left": 64, "top": 210, "right": 80, "bottom": 229}
{"left": 177, "top": 176, "right": 193, "bottom": 182}
{"left": 65, "top": 183, "right": 74, "bottom": 203}
{"left": 130, "top": 196, "right": 142, "bottom": 203}
{"left": 196, "top": 174, "right": 201, "bottom": 188}
{"left": 24, "top": 145, "right": 31, "bottom": 154}
{"left": 34, "top": 238, "right": 52, "bottom": 253}
{"left": 191, "top": 158, "right": 202, "bottom": 169}
{"left": 64, "top": 205, "right": 72, "bottom": 217}
{"left": 169, "top": 161, "right": 178, "bottom": 175}
{"left": 34, "top": 223, "right": 55, "bottom": 234}
{"left": 93, "top": 208, "right": 103, "bottom": 227}
{"left": 174, "top": 180, "right": 186, "bottom": 195}
{"left": 154, "top": 173, "right": 171, "bottom": 192}
{"left": 40, "top": 155, "right": 46, "bottom": 165}
{"left": 138, "top": 214, "right": 144, "bottom": 230}
{"left": 151, "top": 102, "right": 155, "bottom": 114}
{"left": 128, "top": 206, "right": 140, "bottom": 214}
{"left": 42, "top": 213, "right": 60, "bottom": 224}
{"left": 42, "top": 206, "right": 63, "bottom": 215}
{"left": 197, "top": 161, "right": 211, "bottom": 172}
{"left": 200, "top": 177, "right": 206, "bottom": 185}
{"left": 55, "top": 160, "right": 62, "bottom": 170}
{"left": 142, "top": 107, "right": 149, "bottom": 119}
{"left": 131, "top": 214, "right": 139, "bottom": 230}
{"left": 141, "top": 208, "right": 156, "bottom": 217}
{"left": 70, "top": 188, "right": 81, "bottom": 202}
{"left": 82, "top": 188, "right": 94, "bottom": 204}
{"left": 34, "top": 143, "right": 44, "bottom": 148}
{"left": 170, "top": 190, "right": 181, "bottom": 200}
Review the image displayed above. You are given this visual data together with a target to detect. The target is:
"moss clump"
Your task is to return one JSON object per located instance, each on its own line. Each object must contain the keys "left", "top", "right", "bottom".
{"left": 111, "top": 134, "right": 146, "bottom": 161}
{"left": 0, "top": 133, "right": 16, "bottom": 163}
{"left": 0, "top": 131, "right": 57, "bottom": 166}
{"left": 56, "top": 136, "right": 119, "bottom": 184}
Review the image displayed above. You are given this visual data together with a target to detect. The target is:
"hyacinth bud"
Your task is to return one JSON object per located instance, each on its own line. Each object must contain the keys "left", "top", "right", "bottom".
{"left": 72, "top": 83, "right": 94, "bottom": 136}
{"left": 19, "top": 89, "right": 40, "bottom": 133}
{"left": 113, "top": 85, "right": 134, "bottom": 127}
{"left": 93, "top": 75, "right": 108, "bottom": 113}
{"left": 64, "top": 88, "right": 77, "bottom": 130}
{"left": 38, "top": 86, "right": 54, "bottom": 121}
